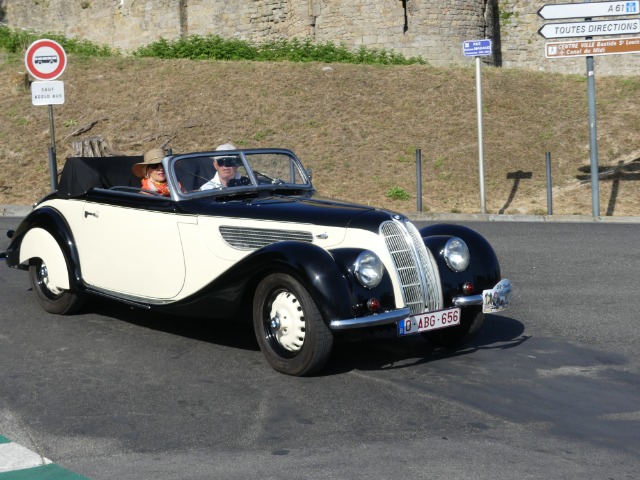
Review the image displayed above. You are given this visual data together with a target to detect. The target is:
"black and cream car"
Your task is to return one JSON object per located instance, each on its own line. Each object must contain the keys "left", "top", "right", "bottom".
{"left": 5, "top": 148, "right": 511, "bottom": 375}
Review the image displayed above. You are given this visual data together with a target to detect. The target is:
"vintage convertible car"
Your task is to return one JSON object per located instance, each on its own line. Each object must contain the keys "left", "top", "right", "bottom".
{"left": 5, "top": 148, "right": 511, "bottom": 375}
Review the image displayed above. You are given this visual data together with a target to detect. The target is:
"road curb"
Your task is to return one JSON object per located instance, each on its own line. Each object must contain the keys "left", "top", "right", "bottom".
{"left": 406, "top": 211, "right": 640, "bottom": 223}
{"left": 0, "top": 205, "right": 33, "bottom": 218}
{"left": 0, "top": 435, "right": 89, "bottom": 479}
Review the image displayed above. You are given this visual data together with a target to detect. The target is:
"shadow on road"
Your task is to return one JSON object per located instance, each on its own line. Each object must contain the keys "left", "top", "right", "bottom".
{"left": 79, "top": 295, "right": 260, "bottom": 352}
{"left": 324, "top": 314, "right": 528, "bottom": 375}
{"left": 61, "top": 296, "right": 527, "bottom": 376}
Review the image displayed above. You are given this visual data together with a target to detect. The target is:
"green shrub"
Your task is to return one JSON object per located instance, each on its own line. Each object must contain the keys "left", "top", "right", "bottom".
{"left": 134, "top": 34, "right": 427, "bottom": 65}
{"left": 0, "top": 25, "right": 426, "bottom": 65}
{"left": 0, "top": 25, "right": 116, "bottom": 56}
{"left": 386, "top": 186, "right": 410, "bottom": 201}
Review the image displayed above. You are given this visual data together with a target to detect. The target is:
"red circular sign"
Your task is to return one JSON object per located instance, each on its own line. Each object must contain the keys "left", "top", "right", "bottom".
{"left": 24, "top": 39, "right": 67, "bottom": 81}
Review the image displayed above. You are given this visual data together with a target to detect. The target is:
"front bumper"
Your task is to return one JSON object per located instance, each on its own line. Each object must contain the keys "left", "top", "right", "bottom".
{"left": 329, "top": 308, "right": 411, "bottom": 330}
{"left": 329, "top": 279, "right": 512, "bottom": 330}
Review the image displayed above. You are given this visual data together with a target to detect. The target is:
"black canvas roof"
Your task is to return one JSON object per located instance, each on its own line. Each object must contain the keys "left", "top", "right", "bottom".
{"left": 57, "top": 156, "right": 143, "bottom": 197}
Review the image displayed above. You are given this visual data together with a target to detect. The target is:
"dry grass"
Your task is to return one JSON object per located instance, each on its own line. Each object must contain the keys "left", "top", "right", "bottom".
{"left": 1, "top": 55, "right": 639, "bottom": 216}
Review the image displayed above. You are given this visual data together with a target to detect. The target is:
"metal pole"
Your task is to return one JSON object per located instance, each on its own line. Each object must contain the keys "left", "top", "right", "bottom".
{"left": 475, "top": 56, "right": 486, "bottom": 214}
{"left": 546, "top": 152, "right": 553, "bottom": 215}
{"left": 416, "top": 148, "right": 422, "bottom": 212}
{"left": 585, "top": 3, "right": 600, "bottom": 217}
{"left": 586, "top": 54, "right": 600, "bottom": 217}
{"left": 48, "top": 104, "right": 58, "bottom": 191}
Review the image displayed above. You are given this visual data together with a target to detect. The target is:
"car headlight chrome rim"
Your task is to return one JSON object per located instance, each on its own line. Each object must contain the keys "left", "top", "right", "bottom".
{"left": 444, "top": 237, "right": 469, "bottom": 272}
{"left": 354, "top": 250, "right": 384, "bottom": 289}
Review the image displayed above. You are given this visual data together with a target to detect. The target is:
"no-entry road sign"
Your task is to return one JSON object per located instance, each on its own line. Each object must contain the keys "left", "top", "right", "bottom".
{"left": 545, "top": 36, "right": 640, "bottom": 57}
{"left": 538, "top": 1, "right": 639, "bottom": 20}
{"left": 538, "top": 18, "right": 640, "bottom": 38}
{"left": 24, "top": 39, "right": 67, "bottom": 81}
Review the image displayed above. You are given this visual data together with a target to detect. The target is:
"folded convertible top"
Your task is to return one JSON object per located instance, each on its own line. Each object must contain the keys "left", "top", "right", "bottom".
{"left": 57, "top": 156, "right": 143, "bottom": 197}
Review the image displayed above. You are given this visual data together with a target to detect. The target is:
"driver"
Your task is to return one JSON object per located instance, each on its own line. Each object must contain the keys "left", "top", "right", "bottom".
{"left": 199, "top": 143, "right": 244, "bottom": 190}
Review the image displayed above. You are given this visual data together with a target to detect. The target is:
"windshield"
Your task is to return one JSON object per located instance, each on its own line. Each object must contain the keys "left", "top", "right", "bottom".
{"left": 170, "top": 149, "right": 312, "bottom": 197}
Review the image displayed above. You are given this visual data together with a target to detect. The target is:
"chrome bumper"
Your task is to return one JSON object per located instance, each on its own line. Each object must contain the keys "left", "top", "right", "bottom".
{"left": 451, "top": 294, "right": 483, "bottom": 307}
{"left": 329, "top": 308, "right": 411, "bottom": 330}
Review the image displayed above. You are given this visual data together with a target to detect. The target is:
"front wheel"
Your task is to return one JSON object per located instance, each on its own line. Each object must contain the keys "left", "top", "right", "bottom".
{"left": 29, "top": 260, "right": 85, "bottom": 315}
{"left": 253, "top": 273, "right": 333, "bottom": 376}
{"left": 421, "top": 306, "right": 485, "bottom": 349}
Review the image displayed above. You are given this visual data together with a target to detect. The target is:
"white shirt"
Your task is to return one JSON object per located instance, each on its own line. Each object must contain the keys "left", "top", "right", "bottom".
{"left": 199, "top": 172, "right": 241, "bottom": 191}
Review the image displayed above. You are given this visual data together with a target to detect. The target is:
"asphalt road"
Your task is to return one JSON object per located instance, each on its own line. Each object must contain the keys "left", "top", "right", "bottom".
{"left": 0, "top": 217, "right": 638, "bottom": 479}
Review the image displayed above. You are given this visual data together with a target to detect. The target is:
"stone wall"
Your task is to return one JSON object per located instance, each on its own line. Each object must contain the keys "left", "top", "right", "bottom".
{"left": 1, "top": 0, "right": 638, "bottom": 75}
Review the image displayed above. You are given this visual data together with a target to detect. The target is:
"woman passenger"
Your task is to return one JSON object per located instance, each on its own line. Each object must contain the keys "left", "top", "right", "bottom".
{"left": 132, "top": 148, "right": 170, "bottom": 196}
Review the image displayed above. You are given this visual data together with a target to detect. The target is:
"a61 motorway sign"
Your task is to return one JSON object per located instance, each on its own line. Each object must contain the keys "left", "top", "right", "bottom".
{"left": 538, "top": 1, "right": 639, "bottom": 20}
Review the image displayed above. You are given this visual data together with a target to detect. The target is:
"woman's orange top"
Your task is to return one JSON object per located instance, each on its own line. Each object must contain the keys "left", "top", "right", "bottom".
{"left": 141, "top": 178, "right": 170, "bottom": 197}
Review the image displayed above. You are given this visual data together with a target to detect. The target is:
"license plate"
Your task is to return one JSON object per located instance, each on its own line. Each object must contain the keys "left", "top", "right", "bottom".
{"left": 397, "top": 307, "right": 461, "bottom": 336}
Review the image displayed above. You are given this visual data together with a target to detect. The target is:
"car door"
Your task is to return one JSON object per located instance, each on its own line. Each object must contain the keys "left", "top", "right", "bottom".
{"left": 78, "top": 199, "right": 189, "bottom": 300}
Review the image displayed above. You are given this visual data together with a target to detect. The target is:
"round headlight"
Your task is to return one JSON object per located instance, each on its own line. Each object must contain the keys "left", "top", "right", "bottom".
{"left": 354, "top": 251, "right": 384, "bottom": 289}
{"left": 444, "top": 237, "right": 469, "bottom": 272}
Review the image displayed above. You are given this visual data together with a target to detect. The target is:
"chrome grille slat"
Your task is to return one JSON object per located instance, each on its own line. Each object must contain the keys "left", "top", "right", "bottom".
{"left": 381, "top": 219, "right": 441, "bottom": 315}
{"left": 220, "top": 226, "right": 313, "bottom": 250}
{"left": 405, "top": 221, "right": 442, "bottom": 311}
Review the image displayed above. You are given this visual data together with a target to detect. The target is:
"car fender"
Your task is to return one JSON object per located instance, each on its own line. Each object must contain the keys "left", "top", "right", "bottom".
{"left": 163, "top": 241, "right": 382, "bottom": 323}
{"left": 19, "top": 227, "right": 70, "bottom": 290}
{"left": 252, "top": 241, "right": 356, "bottom": 321}
{"left": 6, "top": 207, "right": 82, "bottom": 290}
{"left": 420, "top": 224, "right": 501, "bottom": 304}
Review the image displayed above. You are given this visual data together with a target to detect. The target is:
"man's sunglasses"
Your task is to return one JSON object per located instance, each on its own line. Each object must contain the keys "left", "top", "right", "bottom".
{"left": 216, "top": 158, "right": 238, "bottom": 167}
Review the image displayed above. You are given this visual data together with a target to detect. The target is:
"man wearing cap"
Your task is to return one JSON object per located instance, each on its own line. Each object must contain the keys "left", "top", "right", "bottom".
{"left": 199, "top": 143, "right": 243, "bottom": 190}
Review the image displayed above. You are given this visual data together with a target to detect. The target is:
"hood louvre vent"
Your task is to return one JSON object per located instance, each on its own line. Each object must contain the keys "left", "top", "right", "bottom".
{"left": 220, "top": 226, "right": 313, "bottom": 250}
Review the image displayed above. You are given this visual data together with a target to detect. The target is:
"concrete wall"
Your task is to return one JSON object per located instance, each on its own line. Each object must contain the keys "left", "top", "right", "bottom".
{"left": 2, "top": 0, "right": 638, "bottom": 75}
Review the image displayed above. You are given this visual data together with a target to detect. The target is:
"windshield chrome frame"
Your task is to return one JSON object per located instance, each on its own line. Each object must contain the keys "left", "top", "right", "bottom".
{"left": 165, "top": 148, "right": 313, "bottom": 202}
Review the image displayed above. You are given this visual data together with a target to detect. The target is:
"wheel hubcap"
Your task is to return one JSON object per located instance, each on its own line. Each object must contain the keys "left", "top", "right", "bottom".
{"left": 269, "top": 291, "right": 306, "bottom": 352}
{"left": 270, "top": 313, "right": 281, "bottom": 330}
{"left": 38, "top": 262, "right": 62, "bottom": 296}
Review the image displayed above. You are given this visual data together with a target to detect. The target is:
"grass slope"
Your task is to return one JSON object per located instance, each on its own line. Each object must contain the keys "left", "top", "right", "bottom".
{"left": 1, "top": 56, "right": 639, "bottom": 216}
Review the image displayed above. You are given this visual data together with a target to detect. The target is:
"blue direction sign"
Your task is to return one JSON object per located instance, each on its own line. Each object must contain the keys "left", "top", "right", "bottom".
{"left": 463, "top": 39, "right": 493, "bottom": 57}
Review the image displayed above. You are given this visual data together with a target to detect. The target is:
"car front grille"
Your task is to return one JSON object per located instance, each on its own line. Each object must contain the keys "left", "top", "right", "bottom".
{"left": 220, "top": 226, "right": 313, "bottom": 250}
{"left": 381, "top": 219, "right": 441, "bottom": 315}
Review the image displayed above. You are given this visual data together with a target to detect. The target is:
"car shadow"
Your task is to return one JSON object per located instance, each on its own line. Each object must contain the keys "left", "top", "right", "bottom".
{"left": 83, "top": 296, "right": 260, "bottom": 352}
{"left": 322, "top": 314, "right": 528, "bottom": 376}
{"left": 78, "top": 297, "right": 527, "bottom": 375}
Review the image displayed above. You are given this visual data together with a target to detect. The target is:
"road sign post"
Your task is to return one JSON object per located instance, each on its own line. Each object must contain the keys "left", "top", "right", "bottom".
{"left": 463, "top": 39, "right": 493, "bottom": 214}
{"left": 24, "top": 39, "right": 67, "bottom": 192}
{"left": 586, "top": 51, "right": 600, "bottom": 217}
{"left": 537, "top": 1, "right": 640, "bottom": 217}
